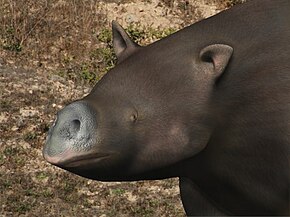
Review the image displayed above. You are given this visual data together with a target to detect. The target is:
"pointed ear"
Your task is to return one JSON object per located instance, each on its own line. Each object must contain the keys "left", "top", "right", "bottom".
{"left": 112, "top": 21, "right": 140, "bottom": 62}
{"left": 200, "top": 44, "right": 233, "bottom": 78}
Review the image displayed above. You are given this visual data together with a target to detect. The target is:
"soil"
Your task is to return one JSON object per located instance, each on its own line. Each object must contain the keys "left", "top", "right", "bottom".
{"left": 0, "top": 1, "right": 238, "bottom": 216}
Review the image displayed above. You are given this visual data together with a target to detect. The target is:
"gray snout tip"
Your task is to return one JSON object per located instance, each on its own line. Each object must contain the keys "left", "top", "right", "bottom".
{"left": 43, "top": 101, "right": 97, "bottom": 164}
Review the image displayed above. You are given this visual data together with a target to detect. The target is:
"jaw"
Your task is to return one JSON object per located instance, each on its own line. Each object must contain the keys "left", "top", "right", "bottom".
{"left": 43, "top": 143, "right": 184, "bottom": 181}
{"left": 63, "top": 160, "right": 183, "bottom": 182}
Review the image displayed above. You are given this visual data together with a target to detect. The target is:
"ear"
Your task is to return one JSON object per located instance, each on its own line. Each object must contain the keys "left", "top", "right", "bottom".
{"left": 112, "top": 21, "right": 140, "bottom": 62}
{"left": 200, "top": 44, "right": 233, "bottom": 78}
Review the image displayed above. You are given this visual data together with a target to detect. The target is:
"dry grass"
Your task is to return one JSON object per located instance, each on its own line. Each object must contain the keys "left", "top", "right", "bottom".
{"left": 0, "top": 0, "right": 186, "bottom": 84}
{"left": 0, "top": 0, "right": 245, "bottom": 83}
{"left": 0, "top": 0, "right": 104, "bottom": 52}
{"left": 160, "top": 0, "right": 246, "bottom": 14}
{"left": 0, "top": 0, "right": 108, "bottom": 84}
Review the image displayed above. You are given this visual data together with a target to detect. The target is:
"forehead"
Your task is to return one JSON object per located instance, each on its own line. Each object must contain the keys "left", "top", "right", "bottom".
{"left": 89, "top": 39, "right": 198, "bottom": 104}
{"left": 109, "top": 42, "right": 192, "bottom": 80}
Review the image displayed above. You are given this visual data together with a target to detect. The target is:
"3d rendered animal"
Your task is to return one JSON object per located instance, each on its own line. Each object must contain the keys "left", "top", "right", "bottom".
{"left": 43, "top": 0, "right": 290, "bottom": 215}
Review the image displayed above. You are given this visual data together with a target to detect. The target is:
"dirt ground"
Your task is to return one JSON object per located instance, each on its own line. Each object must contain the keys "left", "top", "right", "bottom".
{"left": 0, "top": 1, "right": 241, "bottom": 216}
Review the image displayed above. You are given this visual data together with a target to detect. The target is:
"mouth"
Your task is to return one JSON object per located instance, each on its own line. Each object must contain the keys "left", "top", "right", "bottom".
{"left": 58, "top": 153, "right": 111, "bottom": 168}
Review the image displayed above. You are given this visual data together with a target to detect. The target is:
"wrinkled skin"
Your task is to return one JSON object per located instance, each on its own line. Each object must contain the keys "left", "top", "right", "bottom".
{"left": 43, "top": 0, "right": 290, "bottom": 215}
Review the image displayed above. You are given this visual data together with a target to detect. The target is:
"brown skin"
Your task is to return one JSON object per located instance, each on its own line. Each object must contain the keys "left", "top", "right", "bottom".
{"left": 43, "top": 0, "right": 290, "bottom": 215}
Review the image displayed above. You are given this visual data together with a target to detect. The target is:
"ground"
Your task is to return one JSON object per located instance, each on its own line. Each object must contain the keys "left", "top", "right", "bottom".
{"left": 0, "top": 1, "right": 242, "bottom": 216}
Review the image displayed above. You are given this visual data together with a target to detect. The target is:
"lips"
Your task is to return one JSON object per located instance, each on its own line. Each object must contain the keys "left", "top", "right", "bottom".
{"left": 60, "top": 153, "right": 111, "bottom": 168}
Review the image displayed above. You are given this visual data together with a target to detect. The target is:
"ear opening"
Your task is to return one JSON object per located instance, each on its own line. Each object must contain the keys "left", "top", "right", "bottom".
{"left": 200, "top": 44, "right": 233, "bottom": 80}
{"left": 112, "top": 21, "right": 140, "bottom": 62}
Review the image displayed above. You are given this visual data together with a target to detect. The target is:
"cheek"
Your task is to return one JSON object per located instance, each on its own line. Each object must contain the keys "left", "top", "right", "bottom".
{"left": 132, "top": 123, "right": 192, "bottom": 169}
{"left": 169, "top": 124, "right": 190, "bottom": 145}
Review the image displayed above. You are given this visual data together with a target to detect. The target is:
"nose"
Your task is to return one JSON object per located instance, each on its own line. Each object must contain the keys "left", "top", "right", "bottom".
{"left": 43, "top": 101, "right": 97, "bottom": 164}
{"left": 50, "top": 112, "right": 81, "bottom": 142}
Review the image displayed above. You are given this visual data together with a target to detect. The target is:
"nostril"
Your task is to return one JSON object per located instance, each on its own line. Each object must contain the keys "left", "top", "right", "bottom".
{"left": 58, "top": 119, "right": 81, "bottom": 140}
{"left": 71, "top": 119, "right": 81, "bottom": 133}
{"left": 66, "top": 119, "right": 81, "bottom": 139}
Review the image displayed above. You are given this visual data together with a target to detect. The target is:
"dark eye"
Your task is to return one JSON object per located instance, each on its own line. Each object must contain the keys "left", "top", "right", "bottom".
{"left": 130, "top": 113, "right": 138, "bottom": 123}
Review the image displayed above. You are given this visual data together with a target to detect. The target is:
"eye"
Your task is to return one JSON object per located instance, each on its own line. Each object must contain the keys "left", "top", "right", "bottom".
{"left": 130, "top": 113, "right": 138, "bottom": 123}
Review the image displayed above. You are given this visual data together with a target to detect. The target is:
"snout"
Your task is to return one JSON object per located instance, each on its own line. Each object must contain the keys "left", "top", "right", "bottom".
{"left": 43, "top": 101, "right": 98, "bottom": 165}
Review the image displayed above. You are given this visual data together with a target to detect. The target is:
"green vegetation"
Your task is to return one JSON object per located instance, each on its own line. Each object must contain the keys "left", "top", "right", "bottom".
{"left": 0, "top": 100, "right": 11, "bottom": 111}
{"left": 0, "top": 154, "right": 4, "bottom": 165}
{"left": 15, "top": 201, "right": 33, "bottom": 213}
{"left": 6, "top": 194, "right": 34, "bottom": 214}
{"left": 15, "top": 156, "right": 26, "bottom": 167}
{"left": 111, "top": 187, "right": 126, "bottom": 196}
{"left": 3, "top": 146, "right": 19, "bottom": 156}
{"left": 23, "top": 132, "right": 37, "bottom": 141}
{"left": 1, "top": 27, "right": 22, "bottom": 52}
{"left": 2, "top": 179, "right": 12, "bottom": 188}
{"left": 62, "top": 181, "right": 76, "bottom": 194}
{"left": 36, "top": 172, "right": 49, "bottom": 180}
{"left": 41, "top": 189, "right": 54, "bottom": 198}
{"left": 97, "top": 28, "right": 113, "bottom": 44}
